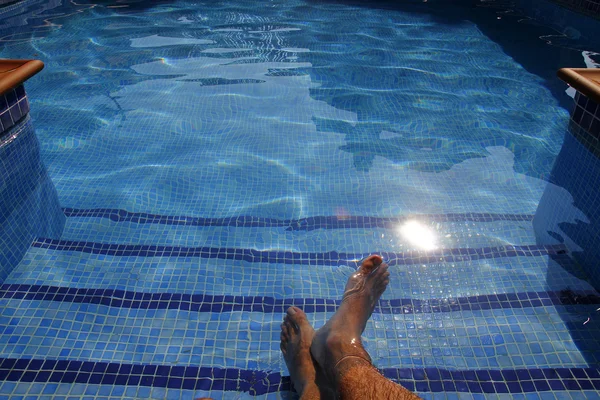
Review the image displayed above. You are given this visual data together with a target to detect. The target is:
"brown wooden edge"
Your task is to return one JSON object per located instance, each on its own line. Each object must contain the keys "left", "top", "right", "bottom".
{"left": 558, "top": 68, "right": 600, "bottom": 105}
{"left": 0, "top": 59, "right": 44, "bottom": 96}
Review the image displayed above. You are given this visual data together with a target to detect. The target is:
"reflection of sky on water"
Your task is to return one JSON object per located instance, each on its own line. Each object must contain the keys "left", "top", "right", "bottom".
{"left": 46, "top": 33, "right": 580, "bottom": 222}
{"left": 130, "top": 35, "right": 215, "bottom": 47}
{"left": 2, "top": 2, "right": 583, "bottom": 225}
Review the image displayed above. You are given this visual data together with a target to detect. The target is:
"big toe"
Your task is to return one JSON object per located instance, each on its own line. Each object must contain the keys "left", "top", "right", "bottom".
{"left": 285, "top": 306, "right": 310, "bottom": 332}
{"left": 359, "top": 254, "right": 383, "bottom": 274}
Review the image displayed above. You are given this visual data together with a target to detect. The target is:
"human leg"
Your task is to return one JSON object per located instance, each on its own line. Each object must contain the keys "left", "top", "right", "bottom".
{"left": 311, "top": 255, "right": 421, "bottom": 399}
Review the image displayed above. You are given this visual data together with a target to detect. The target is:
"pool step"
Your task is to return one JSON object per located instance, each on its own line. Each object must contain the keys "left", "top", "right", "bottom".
{"left": 2, "top": 212, "right": 599, "bottom": 398}
{"left": 58, "top": 208, "right": 537, "bottom": 252}
{"left": 7, "top": 245, "right": 593, "bottom": 299}
{"left": 0, "top": 291, "right": 598, "bottom": 371}
{"left": 0, "top": 290, "right": 599, "bottom": 396}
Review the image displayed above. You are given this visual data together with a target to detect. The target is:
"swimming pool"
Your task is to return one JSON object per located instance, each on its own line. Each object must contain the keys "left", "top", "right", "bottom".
{"left": 1, "top": 0, "right": 600, "bottom": 398}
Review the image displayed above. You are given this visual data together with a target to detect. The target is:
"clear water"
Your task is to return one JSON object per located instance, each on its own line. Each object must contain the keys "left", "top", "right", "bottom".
{"left": 1, "top": 0, "right": 600, "bottom": 398}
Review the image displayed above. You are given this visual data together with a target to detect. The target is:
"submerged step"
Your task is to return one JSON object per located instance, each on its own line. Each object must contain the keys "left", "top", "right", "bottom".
{"left": 7, "top": 247, "right": 592, "bottom": 300}
{"left": 0, "top": 363, "right": 599, "bottom": 398}
{"left": 0, "top": 298, "right": 598, "bottom": 371}
{"left": 30, "top": 237, "right": 566, "bottom": 266}
{"left": 58, "top": 211, "right": 537, "bottom": 253}
{"left": 1, "top": 283, "right": 598, "bottom": 317}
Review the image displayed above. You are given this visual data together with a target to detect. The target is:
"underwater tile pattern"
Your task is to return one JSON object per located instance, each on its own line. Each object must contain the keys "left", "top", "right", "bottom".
{"left": 0, "top": 116, "right": 65, "bottom": 283}
{"left": 1, "top": 0, "right": 600, "bottom": 398}
{"left": 0, "top": 357, "right": 599, "bottom": 395}
{"left": 573, "top": 92, "right": 600, "bottom": 139}
{"left": 536, "top": 100, "right": 600, "bottom": 290}
{"left": 62, "top": 208, "right": 536, "bottom": 229}
{"left": 0, "top": 295, "right": 597, "bottom": 369}
{"left": 0, "top": 283, "right": 598, "bottom": 315}
{"left": 58, "top": 215, "right": 539, "bottom": 254}
{"left": 29, "top": 237, "right": 567, "bottom": 265}
{"left": 6, "top": 248, "right": 597, "bottom": 299}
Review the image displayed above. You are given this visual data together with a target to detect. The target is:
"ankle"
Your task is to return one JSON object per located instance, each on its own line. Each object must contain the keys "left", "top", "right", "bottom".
{"left": 324, "top": 330, "right": 364, "bottom": 359}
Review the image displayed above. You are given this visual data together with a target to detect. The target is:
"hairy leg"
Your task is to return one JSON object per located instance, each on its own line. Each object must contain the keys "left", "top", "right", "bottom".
{"left": 335, "top": 359, "right": 421, "bottom": 400}
{"left": 311, "top": 255, "right": 421, "bottom": 399}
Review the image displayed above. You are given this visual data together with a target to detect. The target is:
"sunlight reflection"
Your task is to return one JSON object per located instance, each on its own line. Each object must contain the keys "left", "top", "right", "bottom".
{"left": 398, "top": 220, "right": 437, "bottom": 251}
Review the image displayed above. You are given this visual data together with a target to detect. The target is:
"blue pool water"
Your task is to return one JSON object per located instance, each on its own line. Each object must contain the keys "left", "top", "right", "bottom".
{"left": 1, "top": 0, "right": 600, "bottom": 398}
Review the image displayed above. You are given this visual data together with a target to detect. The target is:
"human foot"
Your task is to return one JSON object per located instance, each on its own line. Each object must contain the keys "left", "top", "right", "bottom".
{"left": 310, "top": 254, "right": 390, "bottom": 383}
{"left": 281, "top": 306, "right": 320, "bottom": 397}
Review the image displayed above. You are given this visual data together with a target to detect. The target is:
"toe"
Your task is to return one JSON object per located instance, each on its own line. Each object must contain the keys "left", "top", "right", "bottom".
{"left": 286, "top": 306, "right": 307, "bottom": 331}
{"left": 359, "top": 254, "right": 383, "bottom": 274}
{"left": 281, "top": 322, "right": 290, "bottom": 339}
{"left": 375, "top": 264, "right": 390, "bottom": 281}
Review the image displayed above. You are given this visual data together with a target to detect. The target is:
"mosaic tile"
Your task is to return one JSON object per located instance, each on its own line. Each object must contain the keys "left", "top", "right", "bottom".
{"left": 572, "top": 92, "right": 600, "bottom": 138}
{"left": 535, "top": 120, "right": 600, "bottom": 290}
{"left": 30, "top": 238, "right": 568, "bottom": 266}
{"left": 0, "top": 298, "right": 598, "bottom": 371}
{"left": 1, "top": 0, "right": 600, "bottom": 398}
{"left": 0, "top": 358, "right": 599, "bottom": 396}
{"left": 7, "top": 247, "right": 596, "bottom": 300}
{"left": 62, "top": 207, "right": 535, "bottom": 229}
{"left": 58, "top": 216, "right": 538, "bottom": 254}
{"left": 0, "top": 284, "right": 597, "bottom": 315}
{"left": 0, "top": 116, "right": 65, "bottom": 284}
{"left": 0, "top": 85, "right": 28, "bottom": 135}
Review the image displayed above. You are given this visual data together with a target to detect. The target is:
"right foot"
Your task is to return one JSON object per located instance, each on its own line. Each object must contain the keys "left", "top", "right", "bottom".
{"left": 310, "top": 254, "right": 390, "bottom": 382}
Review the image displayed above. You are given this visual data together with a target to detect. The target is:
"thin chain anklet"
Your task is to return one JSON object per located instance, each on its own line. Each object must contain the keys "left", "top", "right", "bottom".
{"left": 334, "top": 354, "right": 372, "bottom": 370}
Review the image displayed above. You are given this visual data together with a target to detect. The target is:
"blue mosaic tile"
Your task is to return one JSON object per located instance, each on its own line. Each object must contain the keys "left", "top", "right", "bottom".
{"left": 1, "top": 0, "right": 600, "bottom": 398}
{"left": 572, "top": 92, "right": 600, "bottom": 139}
{"left": 62, "top": 207, "right": 535, "bottom": 230}
{"left": 0, "top": 358, "right": 592, "bottom": 395}
{"left": 0, "top": 85, "right": 29, "bottom": 135}
{"left": 535, "top": 120, "right": 600, "bottom": 290}
{"left": 30, "top": 238, "right": 568, "bottom": 267}
{"left": 0, "top": 116, "right": 65, "bottom": 284}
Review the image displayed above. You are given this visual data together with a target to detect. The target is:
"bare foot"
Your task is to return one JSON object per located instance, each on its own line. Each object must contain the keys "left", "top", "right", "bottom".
{"left": 281, "top": 306, "right": 320, "bottom": 397}
{"left": 310, "top": 255, "right": 390, "bottom": 383}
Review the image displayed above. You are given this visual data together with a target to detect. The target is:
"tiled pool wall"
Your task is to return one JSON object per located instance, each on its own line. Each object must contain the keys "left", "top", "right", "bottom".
{"left": 0, "top": 85, "right": 65, "bottom": 284}
{"left": 515, "top": 0, "right": 600, "bottom": 43}
{"left": 534, "top": 92, "right": 600, "bottom": 289}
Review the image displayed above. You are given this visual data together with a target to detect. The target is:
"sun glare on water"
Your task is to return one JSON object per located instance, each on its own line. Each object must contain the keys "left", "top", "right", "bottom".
{"left": 398, "top": 220, "right": 438, "bottom": 251}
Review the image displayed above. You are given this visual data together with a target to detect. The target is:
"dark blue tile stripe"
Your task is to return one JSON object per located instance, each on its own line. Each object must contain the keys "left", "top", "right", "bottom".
{"left": 0, "top": 358, "right": 598, "bottom": 394}
{"left": 2, "top": 284, "right": 597, "bottom": 314}
{"left": 61, "top": 207, "right": 534, "bottom": 231}
{"left": 0, "top": 358, "right": 289, "bottom": 394}
{"left": 31, "top": 239, "right": 567, "bottom": 265}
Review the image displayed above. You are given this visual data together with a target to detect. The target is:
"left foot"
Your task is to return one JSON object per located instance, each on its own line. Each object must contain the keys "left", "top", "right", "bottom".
{"left": 280, "top": 306, "right": 319, "bottom": 396}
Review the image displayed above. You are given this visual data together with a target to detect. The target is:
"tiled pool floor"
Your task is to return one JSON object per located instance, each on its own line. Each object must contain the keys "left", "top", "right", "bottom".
{"left": 1, "top": 0, "right": 600, "bottom": 398}
{"left": 1, "top": 209, "right": 600, "bottom": 399}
